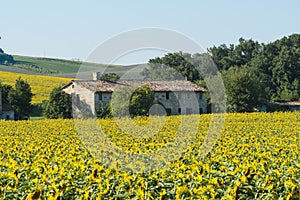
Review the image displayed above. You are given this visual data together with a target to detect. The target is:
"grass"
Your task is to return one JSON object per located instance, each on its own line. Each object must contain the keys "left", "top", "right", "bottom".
{"left": 9, "top": 55, "right": 144, "bottom": 78}
{"left": 13, "top": 55, "right": 110, "bottom": 74}
{"left": 29, "top": 116, "right": 44, "bottom": 120}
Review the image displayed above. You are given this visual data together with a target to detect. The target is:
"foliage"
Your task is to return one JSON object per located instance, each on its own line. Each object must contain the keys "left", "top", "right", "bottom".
{"left": 208, "top": 38, "right": 261, "bottom": 70}
{"left": 0, "top": 112, "right": 299, "bottom": 199}
{"left": 222, "top": 67, "right": 267, "bottom": 112}
{"left": 43, "top": 87, "right": 72, "bottom": 119}
{"left": 141, "top": 52, "right": 200, "bottom": 81}
{"left": 99, "top": 73, "right": 120, "bottom": 81}
{"left": 0, "top": 83, "right": 13, "bottom": 106}
{"left": 111, "top": 84, "right": 154, "bottom": 117}
{"left": 129, "top": 84, "right": 154, "bottom": 116}
{"left": 96, "top": 102, "right": 112, "bottom": 118}
{"left": 7, "top": 77, "right": 33, "bottom": 119}
{"left": 0, "top": 48, "right": 14, "bottom": 65}
{"left": 209, "top": 34, "right": 300, "bottom": 102}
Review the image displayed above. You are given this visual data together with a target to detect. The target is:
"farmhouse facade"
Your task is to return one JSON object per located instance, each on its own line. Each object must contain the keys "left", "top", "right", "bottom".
{"left": 62, "top": 78, "right": 207, "bottom": 117}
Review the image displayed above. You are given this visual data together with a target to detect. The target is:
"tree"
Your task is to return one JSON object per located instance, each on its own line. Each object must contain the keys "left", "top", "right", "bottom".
{"left": 0, "top": 48, "right": 14, "bottom": 65}
{"left": 100, "top": 73, "right": 120, "bottom": 81}
{"left": 230, "top": 38, "right": 261, "bottom": 66}
{"left": 8, "top": 77, "right": 33, "bottom": 119}
{"left": 141, "top": 52, "right": 200, "bottom": 81}
{"left": 111, "top": 84, "right": 154, "bottom": 117}
{"left": 223, "top": 67, "right": 267, "bottom": 112}
{"left": 208, "top": 38, "right": 261, "bottom": 70}
{"left": 248, "top": 34, "right": 300, "bottom": 101}
{"left": 129, "top": 84, "right": 155, "bottom": 116}
{"left": 43, "top": 87, "right": 72, "bottom": 119}
{"left": 0, "top": 83, "right": 13, "bottom": 105}
{"left": 96, "top": 102, "right": 112, "bottom": 118}
{"left": 208, "top": 44, "right": 235, "bottom": 70}
{"left": 209, "top": 34, "right": 300, "bottom": 103}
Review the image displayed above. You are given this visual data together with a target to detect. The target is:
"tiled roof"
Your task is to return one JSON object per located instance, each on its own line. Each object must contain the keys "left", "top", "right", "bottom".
{"left": 64, "top": 80, "right": 206, "bottom": 92}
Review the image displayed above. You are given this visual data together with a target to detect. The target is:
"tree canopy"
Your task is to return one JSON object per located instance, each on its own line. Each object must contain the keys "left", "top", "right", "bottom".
{"left": 0, "top": 48, "right": 14, "bottom": 65}
{"left": 222, "top": 67, "right": 267, "bottom": 112}
{"left": 43, "top": 87, "right": 72, "bottom": 119}
{"left": 209, "top": 34, "right": 300, "bottom": 103}
{"left": 100, "top": 73, "right": 120, "bottom": 81}
{"left": 7, "top": 77, "right": 33, "bottom": 119}
{"left": 111, "top": 84, "right": 154, "bottom": 117}
{"left": 141, "top": 52, "right": 200, "bottom": 81}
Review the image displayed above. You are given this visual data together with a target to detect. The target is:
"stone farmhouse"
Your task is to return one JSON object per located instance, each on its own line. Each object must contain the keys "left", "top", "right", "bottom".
{"left": 62, "top": 75, "right": 207, "bottom": 117}
{"left": 0, "top": 86, "right": 14, "bottom": 120}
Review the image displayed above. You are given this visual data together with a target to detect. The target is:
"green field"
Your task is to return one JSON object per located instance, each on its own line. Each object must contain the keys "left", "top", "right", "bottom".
{"left": 13, "top": 55, "right": 121, "bottom": 74}
{"left": 0, "top": 55, "right": 143, "bottom": 78}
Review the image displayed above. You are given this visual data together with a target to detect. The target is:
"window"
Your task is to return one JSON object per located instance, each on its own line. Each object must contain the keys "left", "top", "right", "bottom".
{"left": 166, "top": 92, "right": 170, "bottom": 100}
{"left": 178, "top": 108, "right": 181, "bottom": 114}
{"left": 199, "top": 93, "right": 203, "bottom": 100}
{"left": 98, "top": 93, "right": 103, "bottom": 101}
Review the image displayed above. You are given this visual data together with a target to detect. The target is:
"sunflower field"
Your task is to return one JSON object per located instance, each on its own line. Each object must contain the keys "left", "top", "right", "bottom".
{"left": 0, "top": 71, "right": 72, "bottom": 104}
{"left": 0, "top": 112, "right": 299, "bottom": 199}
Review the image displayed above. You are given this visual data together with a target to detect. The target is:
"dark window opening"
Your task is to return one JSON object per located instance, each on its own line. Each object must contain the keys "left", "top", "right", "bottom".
{"left": 98, "top": 93, "right": 102, "bottom": 101}
{"left": 199, "top": 93, "right": 202, "bottom": 100}
{"left": 166, "top": 92, "right": 170, "bottom": 100}
{"left": 178, "top": 108, "right": 181, "bottom": 114}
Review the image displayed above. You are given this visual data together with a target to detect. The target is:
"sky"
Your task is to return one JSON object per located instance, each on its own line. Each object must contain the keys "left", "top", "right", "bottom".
{"left": 0, "top": 0, "right": 299, "bottom": 65}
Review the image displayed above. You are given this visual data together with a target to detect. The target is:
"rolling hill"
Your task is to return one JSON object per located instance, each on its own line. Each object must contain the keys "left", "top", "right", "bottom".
{"left": 5, "top": 55, "right": 142, "bottom": 78}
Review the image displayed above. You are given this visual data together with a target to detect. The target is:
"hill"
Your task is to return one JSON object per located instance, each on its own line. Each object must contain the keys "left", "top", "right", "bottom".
{"left": 0, "top": 71, "right": 72, "bottom": 104}
{"left": 9, "top": 55, "right": 140, "bottom": 78}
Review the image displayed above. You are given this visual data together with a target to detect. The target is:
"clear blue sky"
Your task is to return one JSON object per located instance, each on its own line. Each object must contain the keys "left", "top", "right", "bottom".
{"left": 1, "top": 0, "right": 299, "bottom": 64}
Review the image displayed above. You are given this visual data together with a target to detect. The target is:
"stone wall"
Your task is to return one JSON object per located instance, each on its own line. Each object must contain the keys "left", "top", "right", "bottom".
{"left": 94, "top": 91, "right": 207, "bottom": 115}
{"left": 71, "top": 82, "right": 96, "bottom": 117}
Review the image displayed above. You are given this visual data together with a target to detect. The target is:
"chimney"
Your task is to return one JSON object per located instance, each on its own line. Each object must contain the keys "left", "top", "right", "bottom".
{"left": 92, "top": 72, "right": 102, "bottom": 80}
